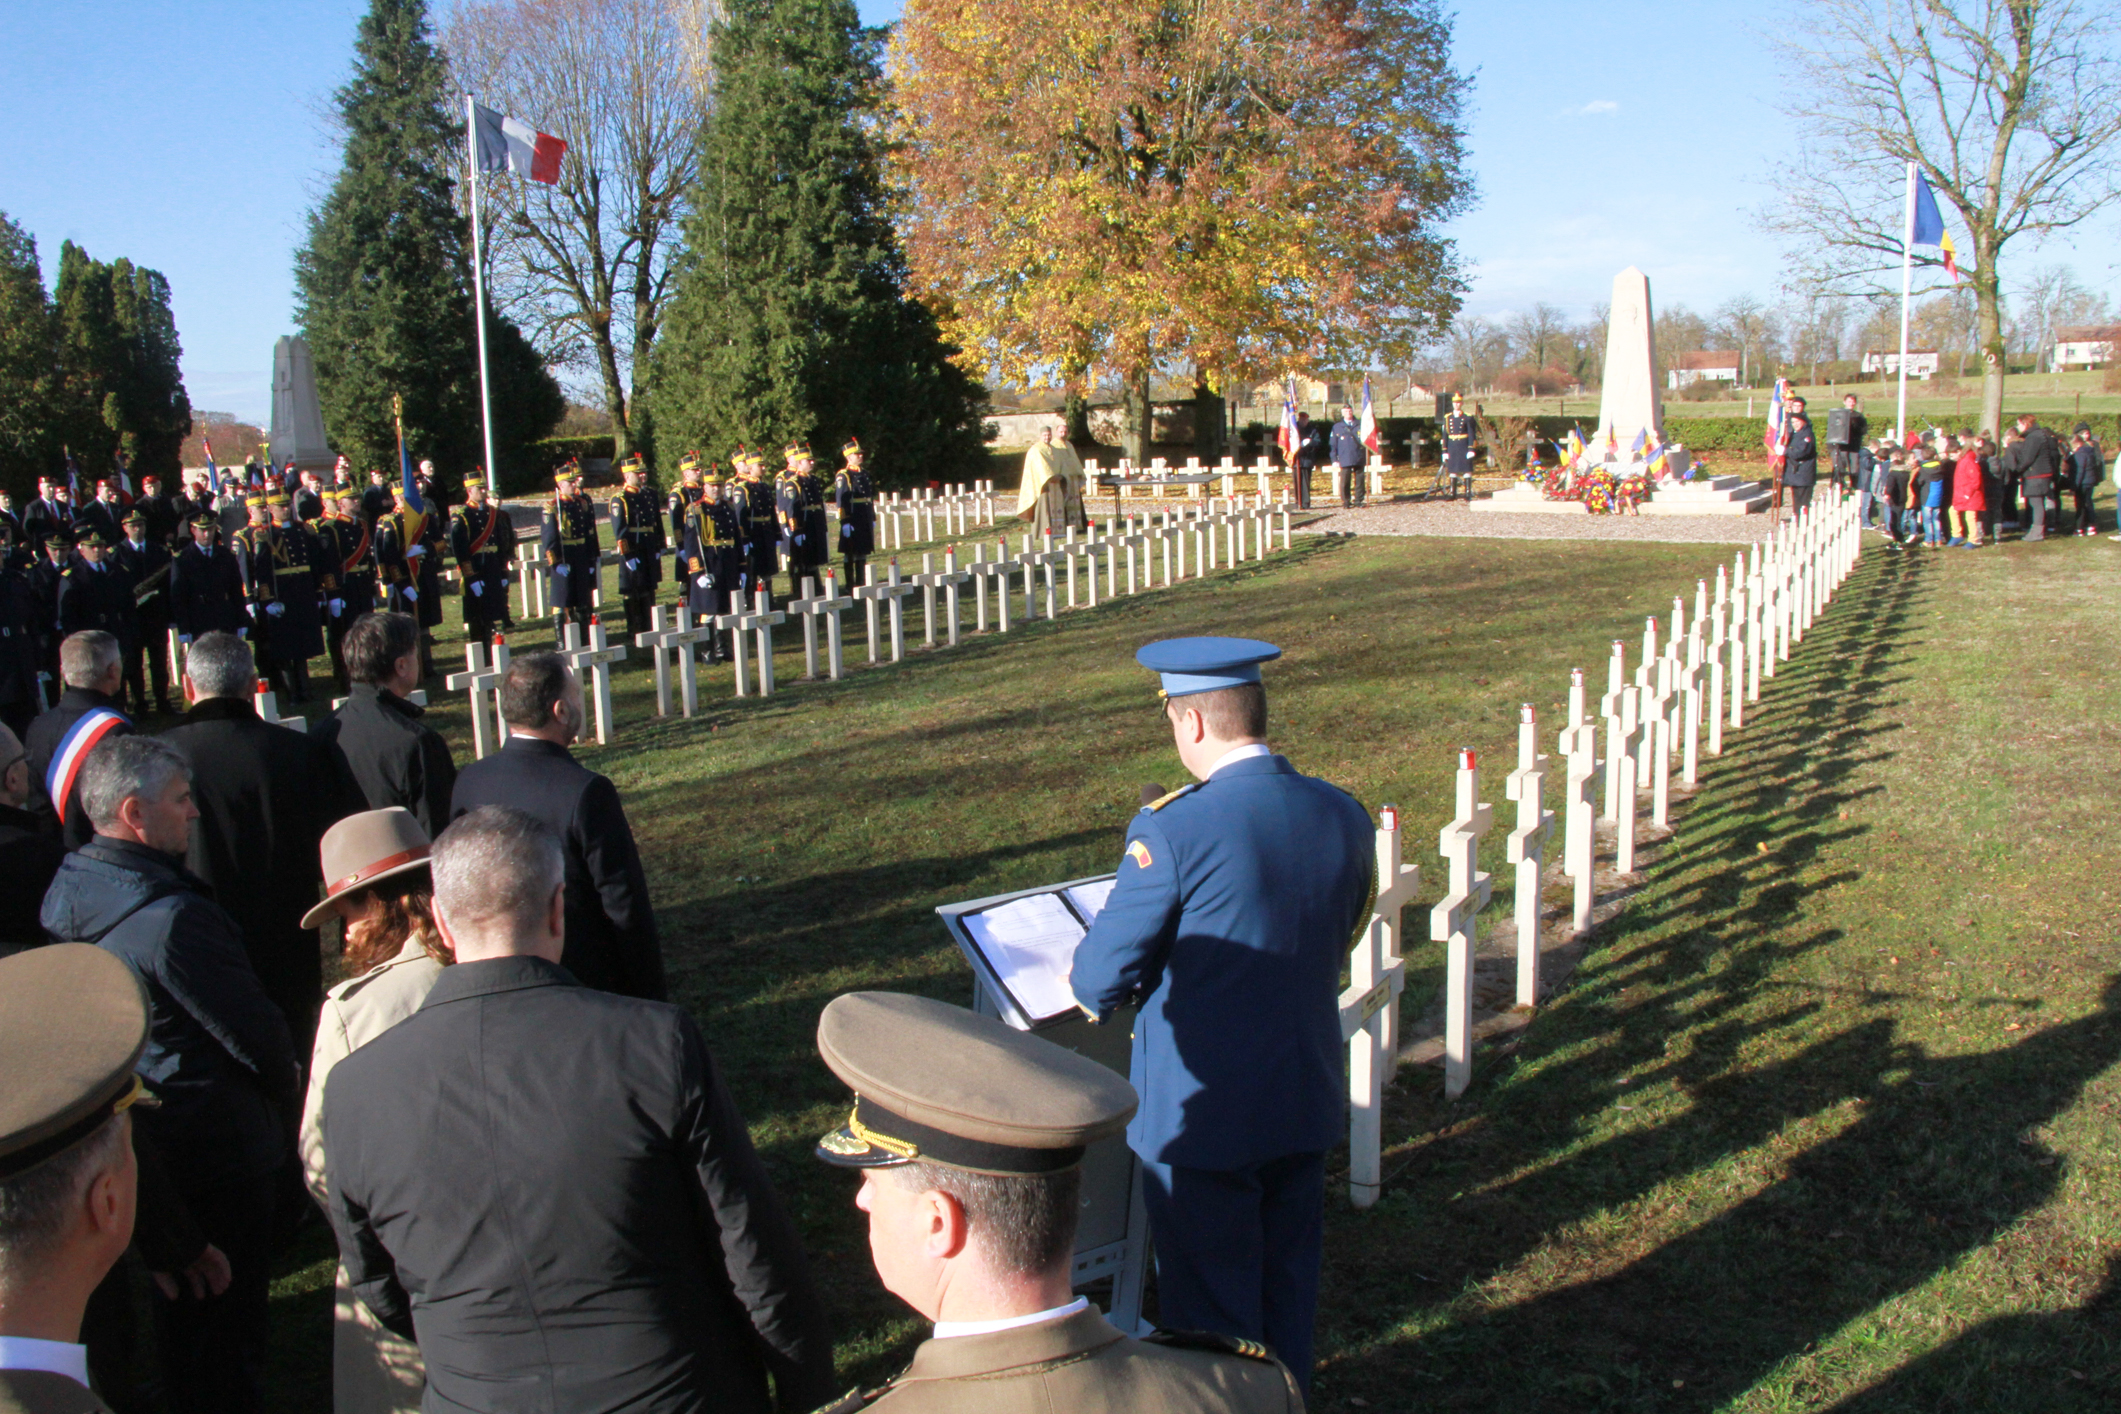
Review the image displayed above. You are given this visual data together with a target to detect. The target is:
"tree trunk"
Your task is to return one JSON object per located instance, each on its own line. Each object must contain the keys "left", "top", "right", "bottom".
{"left": 1975, "top": 254, "right": 2006, "bottom": 438}
{"left": 1063, "top": 390, "right": 1092, "bottom": 448}
{"left": 1121, "top": 349, "right": 1152, "bottom": 464}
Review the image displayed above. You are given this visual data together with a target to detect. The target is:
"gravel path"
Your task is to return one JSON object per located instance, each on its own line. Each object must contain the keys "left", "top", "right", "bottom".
{"left": 1295, "top": 497, "right": 1779, "bottom": 544}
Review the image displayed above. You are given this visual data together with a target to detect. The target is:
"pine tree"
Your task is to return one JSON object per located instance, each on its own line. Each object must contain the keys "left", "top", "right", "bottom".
{"left": 49, "top": 244, "right": 195, "bottom": 484}
{"left": 51, "top": 242, "right": 121, "bottom": 475}
{"left": 108, "top": 260, "right": 193, "bottom": 479}
{"left": 0, "top": 213, "right": 55, "bottom": 494}
{"left": 651, "top": 0, "right": 985, "bottom": 484}
{"left": 295, "top": 0, "right": 559, "bottom": 483}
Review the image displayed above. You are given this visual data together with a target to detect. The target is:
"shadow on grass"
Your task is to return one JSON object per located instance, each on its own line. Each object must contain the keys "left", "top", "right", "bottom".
{"left": 1307, "top": 545, "right": 2121, "bottom": 1410}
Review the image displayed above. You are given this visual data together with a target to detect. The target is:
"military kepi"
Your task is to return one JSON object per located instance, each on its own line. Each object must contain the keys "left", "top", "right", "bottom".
{"left": 0, "top": 944, "right": 151, "bottom": 1179}
{"left": 1136, "top": 636, "right": 1282, "bottom": 698}
{"left": 814, "top": 992, "right": 1136, "bottom": 1175}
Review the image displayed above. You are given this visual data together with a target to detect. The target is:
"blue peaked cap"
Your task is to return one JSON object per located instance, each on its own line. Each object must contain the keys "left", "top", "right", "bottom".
{"left": 1136, "top": 636, "right": 1283, "bottom": 698}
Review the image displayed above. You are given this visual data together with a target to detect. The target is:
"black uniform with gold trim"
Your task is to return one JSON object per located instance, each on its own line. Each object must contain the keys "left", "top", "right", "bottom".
{"left": 315, "top": 498, "right": 378, "bottom": 691}
{"left": 451, "top": 493, "right": 516, "bottom": 643}
{"left": 541, "top": 466, "right": 601, "bottom": 639}
{"left": 234, "top": 497, "right": 326, "bottom": 703}
{"left": 680, "top": 475, "right": 740, "bottom": 662}
{"left": 834, "top": 440, "right": 877, "bottom": 587}
{"left": 607, "top": 453, "right": 664, "bottom": 640}
{"left": 1442, "top": 398, "right": 1477, "bottom": 498}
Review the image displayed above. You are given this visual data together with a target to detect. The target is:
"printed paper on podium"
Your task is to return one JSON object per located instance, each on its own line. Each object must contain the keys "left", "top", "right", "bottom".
{"left": 946, "top": 874, "right": 1116, "bottom": 1029}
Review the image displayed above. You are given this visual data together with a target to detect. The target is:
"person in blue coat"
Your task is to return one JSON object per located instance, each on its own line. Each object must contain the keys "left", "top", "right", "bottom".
{"left": 1070, "top": 636, "right": 1374, "bottom": 1393}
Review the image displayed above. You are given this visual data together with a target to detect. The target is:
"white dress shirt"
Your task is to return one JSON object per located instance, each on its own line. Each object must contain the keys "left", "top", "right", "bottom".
{"left": 932, "top": 1295, "right": 1089, "bottom": 1340}
{"left": 0, "top": 1335, "right": 91, "bottom": 1388}
{"left": 1204, "top": 741, "right": 1273, "bottom": 778}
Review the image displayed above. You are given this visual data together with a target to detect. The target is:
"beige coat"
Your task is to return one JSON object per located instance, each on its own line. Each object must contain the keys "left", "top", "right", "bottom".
{"left": 819, "top": 1308, "right": 1304, "bottom": 1413}
{"left": 301, "top": 937, "right": 445, "bottom": 1414}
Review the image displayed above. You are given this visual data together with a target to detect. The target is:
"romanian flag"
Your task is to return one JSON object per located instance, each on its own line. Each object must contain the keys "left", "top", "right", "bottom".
{"left": 1912, "top": 171, "right": 1961, "bottom": 280}
{"left": 399, "top": 436, "right": 427, "bottom": 546}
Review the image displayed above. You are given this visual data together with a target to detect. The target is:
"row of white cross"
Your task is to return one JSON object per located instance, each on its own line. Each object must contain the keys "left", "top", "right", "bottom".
{"left": 1335, "top": 489, "right": 1864, "bottom": 1207}
{"left": 443, "top": 500, "right": 1297, "bottom": 758}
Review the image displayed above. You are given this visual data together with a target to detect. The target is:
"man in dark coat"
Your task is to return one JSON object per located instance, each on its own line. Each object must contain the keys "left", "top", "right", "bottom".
{"left": 1441, "top": 392, "right": 1478, "bottom": 501}
{"left": 1328, "top": 403, "right": 1368, "bottom": 508}
{"left": 1779, "top": 396, "right": 1819, "bottom": 514}
{"left": 0, "top": 536, "right": 46, "bottom": 739}
{"left": 133, "top": 474, "right": 183, "bottom": 548}
{"left": 55, "top": 530, "right": 134, "bottom": 646}
{"left": 542, "top": 464, "right": 601, "bottom": 645}
{"left": 28, "top": 533, "right": 71, "bottom": 691}
{"left": 159, "top": 631, "right": 362, "bottom": 1054}
{"left": 314, "top": 486, "right": 379, "bottom": 692}
{"left": 358, "top": 468, "right": 394, "bottom": 528}
{"left": 448, "top": 653, "right": 665, "bottom": 1000}
{"left": 314, "top": 612, "right": 457, "bottom": 836}
{"left": 41, "top": 733, "right": 298, "bottom": 1414}
{"left": 608, "top": 452, "right": 665, "bottom": 643}
{"left": 169, "top": 514, "right": 248, "bottom": 646}
{"left": 450, "top": 480, "right": 515, "bottom": 649}
{"left": 74, "top": 483, "right": 125, "bottom": 549}
{"left": 323, "top": 806, "right": 835, "bottom": 1414}
{"left": 680, "top": 473, "right": 739, "bottom": 664}
{"left": 115, "top": 509, "right": 175, "bottom": 716}
{"left": 2001, "top": 413, "right": 2062, "bottom": 541}
{"left": 25, "top": 631, "right": 133, "bottom": 851}
{"left": 0, "top": 722, "right": 63, "bottom": 953}
{"left": 833, "top": 440, "right": 877, "bottom": 590}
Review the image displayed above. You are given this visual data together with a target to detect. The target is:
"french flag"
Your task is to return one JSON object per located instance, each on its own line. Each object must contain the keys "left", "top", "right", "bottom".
{"left": 1359, "top": 377, "right": 1379, "bottom": 455}
{"left": 473, "top": 102, "right": 567, "bottom": 185}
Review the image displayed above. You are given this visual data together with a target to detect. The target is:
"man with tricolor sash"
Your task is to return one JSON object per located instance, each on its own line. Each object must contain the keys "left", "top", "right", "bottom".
{"left": 317, "top": 486, "right": 380, "bottom": 693}
{"left": 25, "top": 631, "right": 133, "bottom": 850}
{"left": 451, "top": 479, "right": 516, "bottom": 647}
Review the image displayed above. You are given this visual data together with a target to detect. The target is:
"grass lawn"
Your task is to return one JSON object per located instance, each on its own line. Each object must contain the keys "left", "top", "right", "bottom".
{"left": 266, "top": 525, "right": 2120, "bottom": 1412}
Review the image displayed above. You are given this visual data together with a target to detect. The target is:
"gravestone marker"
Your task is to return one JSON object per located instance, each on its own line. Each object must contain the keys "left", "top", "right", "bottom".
{"left": 1430, "top": 750, "right": 1494, "bottom": 1099}
{"left": 1503, "top": 705, "right": 1555, "bottom": 1007}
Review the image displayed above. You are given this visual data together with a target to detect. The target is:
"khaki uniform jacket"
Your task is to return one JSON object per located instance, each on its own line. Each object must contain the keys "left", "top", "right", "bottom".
{"left": 0, "top": 1371, "right": 111, "bottom": 1414}
{"left": 301, "top": 937, "right": 446, "bottom": 1414}
{"left": 820, "top": 1308, "right": 1303, "bottom": 1413}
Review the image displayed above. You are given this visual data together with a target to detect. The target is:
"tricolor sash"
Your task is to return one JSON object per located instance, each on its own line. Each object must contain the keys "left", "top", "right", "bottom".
{"left": 46, "top": 707, "right": 130, "bottom": 823}
{"left": 342, "top": 519, "right": 373, "bottom": 577}
{"left": 465, "top": 506, "right": 496, "bottom": 557}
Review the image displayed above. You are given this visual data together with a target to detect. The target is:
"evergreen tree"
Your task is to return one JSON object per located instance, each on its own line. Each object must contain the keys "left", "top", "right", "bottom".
{"left": 50, "top": 243, "right": 192, "bottom": 483}
{"left": 295, "top": 0, "right": 559, "bottom": 480}
{"left": 0, "top": 214, "right": 55, "bottom": 494}
{"left": 651, "top": 0, "right": 985, "bottom": 484}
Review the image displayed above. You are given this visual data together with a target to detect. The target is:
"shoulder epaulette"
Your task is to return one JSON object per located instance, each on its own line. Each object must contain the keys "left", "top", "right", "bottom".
{"left": 1144, "top": 1327, "right": 1276, "bottom": 1362}
{"left": 1141, "top": 783, "right": 1198, "bottom": 813}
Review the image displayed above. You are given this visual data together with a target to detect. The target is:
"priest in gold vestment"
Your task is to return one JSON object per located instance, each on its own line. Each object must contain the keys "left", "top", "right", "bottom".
{"left": 1014, "top": 424, "right": 1087, "bottom": 535}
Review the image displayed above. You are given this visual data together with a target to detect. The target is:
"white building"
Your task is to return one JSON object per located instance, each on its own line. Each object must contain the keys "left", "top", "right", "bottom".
{"left": 1667, "top": 350, "right": 1741, "bottom": 389}
{"left": 2053, "top": 325, "right": 2121, "bottom": 370}
{"left": 1860, "top": 349, "right": 1941, "bottom": 379}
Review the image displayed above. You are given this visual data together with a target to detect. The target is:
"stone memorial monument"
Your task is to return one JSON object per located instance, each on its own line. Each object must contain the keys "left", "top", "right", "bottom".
{"left": 269, "top": 335, "right": 336, "bottom": 472}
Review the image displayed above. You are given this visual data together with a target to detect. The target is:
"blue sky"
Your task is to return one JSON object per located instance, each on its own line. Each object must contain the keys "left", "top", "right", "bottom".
{"left": 3, "top": 0, "right": 2112, "bottom": 424}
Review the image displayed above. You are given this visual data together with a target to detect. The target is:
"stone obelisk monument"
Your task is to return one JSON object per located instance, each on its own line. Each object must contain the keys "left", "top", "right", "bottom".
{"left": 269, "top": 335, "right": 336, "bottom": 472}
{"left": 1593, "top": 267, "right": 1661, "bottom": 455}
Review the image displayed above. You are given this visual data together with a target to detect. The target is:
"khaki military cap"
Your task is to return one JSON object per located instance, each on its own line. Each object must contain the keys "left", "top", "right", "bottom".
{"left": 815, "top": 992, "right": 1137, "bottom": 1175}
{"left": 0, "top": 945, "right": 150, "bottom": 1179}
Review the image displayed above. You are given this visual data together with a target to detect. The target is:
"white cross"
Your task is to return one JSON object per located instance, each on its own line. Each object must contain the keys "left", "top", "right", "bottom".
{"left": 1707, "top": 599, "right": 1728, "bottom": 756}
{"left": 253, "top": 679, "right": 307, "bottom": 732}
{"left": 557, "top": 616, "right": 627, "bottom": 743}
{"left": 515, "top": 544, "right": 548, "bottom": 618}
{"left": 1648, "top": 653, "right": 1674, "bottom": 830}
{"left": 1612, "top": 685, "right": 1643, "bottom": 874}
{"left": 789, "top": 572, "right": 849, "bottom": 679}
{"left": 911, "top": 552, "right": 970, "bottom": 648}
{"left": 1150, "top": 516, "right": 1182, "bottom": 587}
{"left": 637, "top": 605, "right": 711, "bottom": 716}
{"left": 1018, "top": 533, "right": 1068, "bottom": 620}
{"left": 1338, "top": 801, "right": 1418, "bottom": 1209}
{"left": 1503, "top": 704, "right": 1555, "bottom": 1008}
{"left": 633, "top": 605, "right": 676, "bottom": 716}
{"left": 444, "top": 640, "right": 501, "bottom": 757}
{"left": 855, "top": 560, "right": 916, "bottom": 663}
{"left": 1559, "top": 668, "right": 1600, "bottom": 938}
{"left": 1116, "top": 520, "right": 1148, "bottom": 594}
{"left": 969, "top": 543, "right": 1013, "bottom": 634}
{"left": 1599, "top": 640, "right": 1628, "bottom": 823}
{"left": 1680, "top": 616, "right": 1704, "bottom": 787}
{"left": 729, "top": 587, "right": 785, "bottom": 695}
{"left": 1429, "top": 749, "right": 1493, "bottom": 1099}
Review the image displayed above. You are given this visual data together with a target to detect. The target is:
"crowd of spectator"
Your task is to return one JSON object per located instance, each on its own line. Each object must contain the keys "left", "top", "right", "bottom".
{"left": 1844, "top": 413, "right": 2108, "bottom": 548}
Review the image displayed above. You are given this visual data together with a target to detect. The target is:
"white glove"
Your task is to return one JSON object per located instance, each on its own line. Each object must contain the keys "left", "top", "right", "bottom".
{"left": 695, "top": 574, "right": 714, "bottom": 589}
{"left": 406, "top": 544, "right": 425, "bottom": 558}
{"left": 403, "top": 587, "right": 418, "bottom": 603}
{"left": 266, "top": 601, "right": 285, "bottom": 618}
{"left": 469, "top": 581, "right": 483, "bottom": 597}
{"left": 794, "top": 534, "right": 805, "bottom": 547}
{"left": 178, "top": 633, "right": 192, "bottom": 645}
{"left": 236, "top": 627, "right": 247, "bottom": 640}
{"left": 245, "top": 602, "right": 257, "bottom": 619}
{"left": 555, "top": 564, "right": 571, "bottom": 578}
{"left": 329, "top": 599, "right": 345, "bottom": 618}
{"left": 841, "top": 524, "right": 851, "bottom": 539}
{"left": 625, "top": 557, "right": 640, "bottom": 572}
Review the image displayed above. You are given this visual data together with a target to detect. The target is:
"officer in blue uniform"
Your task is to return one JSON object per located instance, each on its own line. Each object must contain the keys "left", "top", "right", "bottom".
{"left": 1069, "top": 637, "right": 1374, "bottom": 1393}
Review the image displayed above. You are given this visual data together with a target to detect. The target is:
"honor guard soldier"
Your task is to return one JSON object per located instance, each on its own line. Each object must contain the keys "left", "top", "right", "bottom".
{"left": 169, "top": 512, "right": 248, "bottom": 650}
{"left": 317, "top": 487, "right": 379, "bottom": 692}
{"left": 738, "top": 449, "right": 780, "bottom": 596}
{"left": 811, "top": 992, "right": 1303, "bottom": 1414}
{"left": 834, "top": 438, "right": 878, "bottom": 589}
{"left": 1069, "top": 638, "right": 1374, "bottom": 1394}
{"left": 0, "top": 526, "right": 43, "bottom": 736}
{"left": 0, "top": 944, "right": 156, "bottom": 1414}
{"left": 237, "top": 491, "right": 326, "bottom": 703}
{"left": 680, "top": 465, "right": 741, "bottom": 664}
{"left": 668, "top": 451, "right": 706, "bottom": 550}
{"left": 778, "top": 441, "right": 828, "bottom": 597}
{"left": 543, "top": 461, "right": 602, "bottom": 643}
{"left": 608, "top": 451, "right": 665, "bottom": 642}
{"left": 114, "top": 510, "right": 174, "bottom": 715}
{"left": 1442, "top": 391, "right": 1477, "bottom": 500}
{"left": 452, "top": 479, "right": 516, "bottom": 646}
{"left": 29, "top": 532, "right": 71, "bottom": 688}
{"left": 377, "top": 484, "right": 445, "bottom": 680}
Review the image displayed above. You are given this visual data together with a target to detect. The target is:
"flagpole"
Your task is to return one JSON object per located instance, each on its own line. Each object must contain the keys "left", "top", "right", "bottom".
{"left": 467, "top": 94, "right": 500, "bottom": 499}
{"left": 1895, "top": 160, "right": 1915, "bottom": 447}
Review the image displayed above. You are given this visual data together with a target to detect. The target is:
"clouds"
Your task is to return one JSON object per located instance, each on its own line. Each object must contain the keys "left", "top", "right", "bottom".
{"left": 1567, "top": 99, "right": 1619, "bottom": 117}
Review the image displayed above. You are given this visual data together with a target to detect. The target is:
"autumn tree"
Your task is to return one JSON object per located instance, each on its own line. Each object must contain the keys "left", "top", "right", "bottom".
{"left": 297, "top": 0, "right": 561, "bottom": 485}
{"left": 652, "top": 0, "right": 986, "bottom": 481}
{"left": 889, "top": 0, "right": 1474, "bottom": 461}
{"left": 444, "top": 0, "right": 713, "bottom": 460}
{"left": 1773, "top": 0, "right": 2121, "bottom": 436}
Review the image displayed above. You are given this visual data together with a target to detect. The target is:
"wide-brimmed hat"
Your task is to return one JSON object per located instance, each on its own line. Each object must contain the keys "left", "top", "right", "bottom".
{"left": 302, "top": 807, "right": 433, "bottom": 930}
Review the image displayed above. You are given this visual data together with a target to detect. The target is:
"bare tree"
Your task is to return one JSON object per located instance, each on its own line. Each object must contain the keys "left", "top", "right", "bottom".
{"left": 1446, "top": 317, "right": 1508, "bottom": 389}
{"left": 2006, "top": 262, "right": 2110, "bottom": 367}
{"left": 1714, "top": 294, "right": 1776, "bottom": 385}
{"left": 1782, "top": 288, "right": 1849, "bottom": 382}
{"left": 444, "top": 0, "right": 713, "bottom": 459}
{"left": 1506, "top": 302, "right": 1569, "bottom": 370}
{"left": 1771, "top": 0, "right": 2121, "bottom": 435}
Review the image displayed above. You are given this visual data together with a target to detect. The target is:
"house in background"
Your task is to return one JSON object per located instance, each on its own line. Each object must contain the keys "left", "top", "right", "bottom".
{"left": 1860, "top": 349, "right": 1941, "bottom": 379}
{"left": 1667, "top": 350, "right": 1741, "bottom": 389}
{"left": 2052, "top": 324, "right": 2121, "bottom": 370}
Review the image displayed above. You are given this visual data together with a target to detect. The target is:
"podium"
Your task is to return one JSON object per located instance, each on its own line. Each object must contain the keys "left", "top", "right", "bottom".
{"left": 936, "top": 874, "right": 1151, "bottom": 1333}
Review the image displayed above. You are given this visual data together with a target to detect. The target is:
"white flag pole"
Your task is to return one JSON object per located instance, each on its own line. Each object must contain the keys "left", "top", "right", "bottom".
{"left": 1894, "top": 160, "right": 1915, "bottom": 448}
{"left": 467, "top": 94, "right": 500, "bottom": 499}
